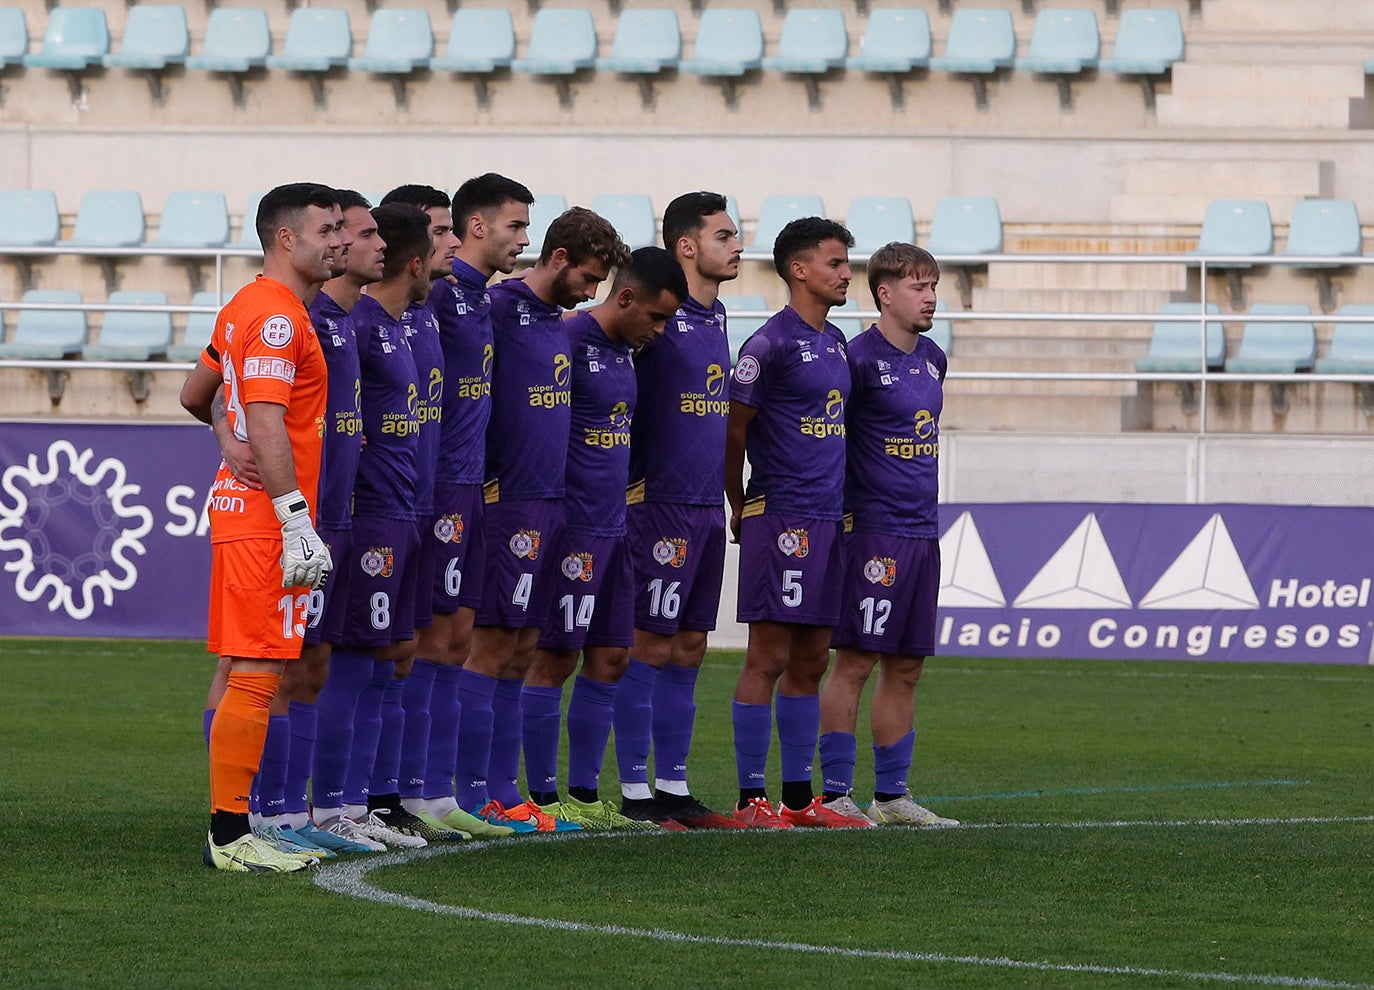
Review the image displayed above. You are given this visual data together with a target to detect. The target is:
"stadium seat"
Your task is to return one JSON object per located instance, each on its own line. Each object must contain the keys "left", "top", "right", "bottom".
{"left": 745, "top": 194, "right": 826, "bottom": 257}
{"left": 70, "top": 190, "right": 145, "bottom": 291}
{"left": 0, "top": 7, "right": 27, "bottom": 69}
{"left": 169, "top": 290, "right": 221, "bottom": 362}
{"left": 1225, "top": 303, "right": 1315, "bottom": 373}
{"left": 102, "top": 5, "right": 188, "bottom": 106}
{"left": 830, "top": 297, "right": 864, "bottom": 338}
{"left": 595, "top": 9, "right": 680, "bottom": 109}
{"left": 845, "top": 8, "right": 932, "bottom": 109}
{"left": 1316, "top": 304, "right": 1374, "bottom": 414}
{"left": 1284, "top": 199, "right": 1361, "bottom": 313}
{"left": 512, "top": 9, "right": 597, "bottom": 109}
{"left": 720, "top": 294, "right": 769, "bottom": 362}
{"left": 928, "top": 299, "right": 952, "bottom": 354}
{"left": 83, "top": 290, "right": 172, "bottom": 361}
{"left": 232, "top": 190, "right": 267, "bottom": 250}
{"left": 185, "top": 7, "right": 271, "bottom": 108}
{"left": 590, "top": 194, "right": 657, "bottom": 250}
{"left": 762, "top": 8, "right": 848, "bottom": 110}
{"left": 846, "top": 196, "right": 915, "bottom": 257}
{"left": 724, "top": 194, "right": 743, "bottom": 237}
{"left": 23, "top": 6, "right": 108, "bottom": 101}
{"left": 1194, "top": 199, "right": 1273, "bottom": 310}
{"left": 0, "top": 289, "right": 86, "bottom": 359}
{"left": 0, "top": 188, "right": 58, "bottom": 292}
{"left": 153, "top": 191, "right": 230, "bottom": 248}
{"left": 1136, "top": 302, "right": 1224, "bottom": 368}
{"left": 347, "top": 8, "right": 433, "bottom": 109}
{"left": 430, "top": 8, "right": 515, "bottom": 110}
{"left": 265, "top": 7, "right": 352, "bottom": 109}
{"left": 927, "top": 196, "right": 1003, "bottom": 306}
{"left": 929, "top": 8, "right": 1015, "bottom": 109}
{"left": 1099, "top": 8, "right": 1184, "bottom": 112}
{"left": 679, "top": 9, "right": 764, "bottom": 109}
{"left": 519, "top": 193, "right": 569, "bottom": 260}
{"left": 1015, "top": 9, "right": 1099, "bottom": 109}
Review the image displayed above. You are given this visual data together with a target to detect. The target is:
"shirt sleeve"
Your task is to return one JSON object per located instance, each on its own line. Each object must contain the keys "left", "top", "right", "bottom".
{"left": 730, "top": 330, "right": 774, "bottom": 408}
{"left": 235, "top": 308, "right": 305, "bottom": 408}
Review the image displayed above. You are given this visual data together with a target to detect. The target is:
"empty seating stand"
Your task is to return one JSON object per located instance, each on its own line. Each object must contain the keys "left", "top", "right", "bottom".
{"left": 595, "top": 8, "right": 680, "bottom": 109}
{"left": 830, "top": 297, "right": 864, "bottom": 338}
{"left": 431, "top": 8, "right": 515, "bottom": 110}
{"left": 929, "top": 8, "right": 1015, "bottom": 109}
{"left": 0, "top": 289, "right": 86, "bottom": 360}
{"left": 169, "top": 290, "right": 222, "bottom": 362}
{"left": 1135, "top": 302, "right": 1224, "bottom": 411}
{"left": 745, "top": 194, "right": 826, "bottom": 258}
{"left": 185, "top": 7, "right": 271, "bottom": 108}
{"left": 348, "top": 8, "right": 433, "bottom": 110}
{"left": 153, "top": 191, "right": 230, "bottom": 293}
{"left": 845, "top": 196, "right": 915, "bottom": 257}
{"left": 83, "top": 290, "right": 172, "bottom": 360}
{"left": 1283, "top": 199, "right": 1362, "bottom": 313}
{"left": 926, "top": 196, "right": 1003, "bottom": 306}
{"left": 0, "top": 7, "right": 27, "bottom": 73}
{"left": 1015, "top": 8, "right": 1099, "bottom": 110}
{"left": 1193, "top": 199, "right": 1273, "bottom": 310}
{"left": 512, "top": 8, "right": 597, "bottom": 109}
{"left": 680, "top": 9, "right": 764, "bottom": 110}
{"left": 233, "top": 191, "right": 267, "bottom": 251}
{"left": 1315, "top": 304, "right": 1374, "bottom": 413}
{"left": 1225, "top": 302, "right": 1315, "bottom": 414}
{"left": 928, "top": 299, "right": 952, "bottom": 354}
{"left": 0, "top": 188, "right": 60, "bottom": 290}
{"left": 23, "top": 6, "right": 108, "bottom": 101}
{"left": 590, "top": 194, "right": 657, "bottom": 250}
{"left": 762, "top": 8, "right": 848, "bottom": 110}
{"left": 1099, "top": 8, "right": 1184, "bottom": 112}
{"left": 101, "top": 4, "right": 187, "bottom": 106}
{"left": 519, "top": 193, "right": 569, "bottom": 260}
{"left": 265, "top": 7, "right": 352, "bottom": 110}
{"left": 69, "top": 190, "right": 145, "bottom": 292}
{"left": 845, "top": 8, "right": 932, "bottom": 109}
{"left": 719, "top": 294, "right": 769, "bottom": 363}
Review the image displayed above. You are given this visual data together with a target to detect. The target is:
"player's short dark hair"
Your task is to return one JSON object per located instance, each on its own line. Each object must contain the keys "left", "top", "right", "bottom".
{"left": 335, "top": 189, "right": 372, "bottom": 212}
{"left": 662, "top": 191, "right": 730, "bottom": 258}
{"left": 868, "top": 242, "right": 940, "bottom": 308}
{"left": 614, "top": 245, "right": 690, "bottom": 304}
{"left": 452, "top": 173, "right": 535, "bottom": 232}
{"left": 255, "top": 182, "right": 339, "bottom": 251}
{"left": 772, "top": 216, "right": 854, "bottom": 279}
{"left": 541, "top": 206, "right": 632, "bottom": 269}
{"left": 371, "top": 203, "right": 432, "bottom": 280}
{"left": 381, "top": 184, "right": 450, "bottom": 212}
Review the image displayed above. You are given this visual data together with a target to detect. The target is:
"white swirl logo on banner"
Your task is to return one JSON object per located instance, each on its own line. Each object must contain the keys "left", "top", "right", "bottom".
{"left": 0, "top": 440, "right": 154, "bottom": 619}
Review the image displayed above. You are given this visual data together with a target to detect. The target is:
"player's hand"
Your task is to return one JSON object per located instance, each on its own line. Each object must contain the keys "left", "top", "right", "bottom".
{"left": 221, "top": 437, "right": 263, "bottom": 490}
{"left": 729, "top": 511, "right": 741, "bottom": 544}
{"left": 273, "top": 490, "right": 333, "bottom": 590}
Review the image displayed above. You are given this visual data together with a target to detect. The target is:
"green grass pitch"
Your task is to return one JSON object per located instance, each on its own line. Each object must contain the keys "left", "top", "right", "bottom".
{"left": 2, "top": 638, "right": 1371, "bottom": 989}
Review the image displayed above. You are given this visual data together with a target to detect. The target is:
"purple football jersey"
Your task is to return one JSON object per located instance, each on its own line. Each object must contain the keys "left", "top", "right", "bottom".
{"left": 308, "top": 291, "right": 363, "bottom": 530}
{"left": 431, "top": 260, "right": 493, "bottom": 486}
{"left": 844, "top": 325, "right": 946, "bottom": 538}
{"left": 628, "top": 295, "right": 730, "bottom": 507}
{"left": 563, "top": 311, "right": 636, "bottom": 536}
{"left": 730, "top": 306, "right": 851, "bottom": 519}
{"left": 484, "top": 278, "right": 571, "bottom": 502}
{"left": 351, "top": 293, "right": 420, "bottom": 521}
{"left": 401, "top": 299, "right": 444, "bottom": 515}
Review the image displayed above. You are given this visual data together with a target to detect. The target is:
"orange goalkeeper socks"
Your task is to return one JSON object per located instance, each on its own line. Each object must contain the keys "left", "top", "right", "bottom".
{"left": 208, "top": 670, "right": 281, "bottom": 814}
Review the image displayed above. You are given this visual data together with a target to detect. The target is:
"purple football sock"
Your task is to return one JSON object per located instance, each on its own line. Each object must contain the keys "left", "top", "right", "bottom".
{"left": 343, "top": 661, "right": 393, "bottom": 807}
{"left": 399, "top": 659, "right": 438, "bottom": 800}
{"left": 775, "top": 692, "right": 820, "bottom": 785}
{"left": 284, "top": 701, "right": 316, "bottom": 816}
{"left": 520, "top": 684, "right": 564, "bottom": 798}
{"left": 874, "top": 730, "right": 916, "bottom": 797}
{"left": 568, "top": 676, "right": 618, "bottom": 794}
{"left": 369, "top": 675, "right": 406, "bottom": 799}
{"left": 652, "top": 663, "right": 699, "bottom": 786}
{"left": 455, "top": 667, "right": 496, "bottom": 810}
{"left": 487, "top": 677, "right": 525, "bottom": 808}
{"left": 202, "top": 708, "right": 215, "bottom": 750}
{"left": 612, "top": 659, "right": 657, "bottom": 786}
{"left": 820, "top": 731, "right": 857, "bottom": 796}
{"left": 422, "top": 663, "right": 462, "bottom": 802}
{"left": 732, "top": 700, "right": 772, "bottom": 791}
{"left": 256, "top": 715, "right": 292, "bottom": 818}
{"left": 310, "top": 650, "right": 374, "bottom": 812}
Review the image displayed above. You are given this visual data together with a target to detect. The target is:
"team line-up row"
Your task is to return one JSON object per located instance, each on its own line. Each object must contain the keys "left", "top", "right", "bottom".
{"left": 184, "top": 176, "right": 955, "bottom": 874}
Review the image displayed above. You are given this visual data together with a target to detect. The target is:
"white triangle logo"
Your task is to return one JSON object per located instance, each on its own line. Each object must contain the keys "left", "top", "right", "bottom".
{"left": 938, "top": 511, "right": 1006, "bottom": 607}
{"left": 1139, "top": 513, "right": 1259, "bottom": 609}
{"left": 1013, "top": 514, "right": 1132, "bottom": 609}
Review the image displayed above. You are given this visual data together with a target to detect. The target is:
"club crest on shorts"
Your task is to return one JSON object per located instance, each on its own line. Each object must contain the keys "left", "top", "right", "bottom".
{"left": 561, "top": 552, "right": 594, "bottom": 581}
{"left": 433, "top": 513, "right": 464, "bottom": 545}
{"left": 361, "top": 547, "right": 394, "bottom": 578}
{"left": 509, "top": 530, "right": 540, "bottom": 560}
{"left": 652, "top": 537, "right": 689, "bottom": 568}
{"left": 776, "top": 528, "right": 810, "bottom": 558}
{"left": 863, "top": 556, "right": 898, "bottom": 587}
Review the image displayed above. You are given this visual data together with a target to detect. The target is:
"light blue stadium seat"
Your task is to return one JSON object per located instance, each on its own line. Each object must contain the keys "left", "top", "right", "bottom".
{"left": 680, "top": 9, "right": 763, "bottom": 109}
{"left": 519, "top": 193, "right": 569, "bottom": 260}
{"left": 233, "top": 190, "right": 267, "bottom": 250}
{"left": 1194, "top": 199, "right": 1272, "bottom": 310}
{"left": 1100, "top": 9, "right": 1183, "bottom": 111}
{"left": 153, "top": 191, "right": 229, "bottom": 248}
{"left": 83, "top": 290, "right": 172, "bottom": 361}
{"left": 1225, "top": 303, "right": 1315, "bottom": 374}
{"left": 102, "top": 5, "right": 188, "bottom": 87}
{"left": 929, "top": 8, "right": 1014, "bottom": 108}
{"left": 724, "top": 194, "right": 742, "bottom": 238}
{"left": 830, "top": 297, "right": 863, "bottom": 339}
{"left": 430, "top": 8, "right": 514, "bottom": 109}
{"left": 762, "top": 8, "right": 848, "bottom": 109}
{"left": 23, "top": 6, "right": 108, "bottom": 70}
{"left": 596, "top": 9, "right": 680, "bottom": 108}
{"left": 0, "top": 188, "right": 59, "bottom": 246}
{"left": 169, "top": 290, "right": 222, "bottom": 362}
{"left": 1284, "top": 199, "right": 1361, "bottom": 312}
{"left": 846, "top": 196, "right": 915, "bottom": 257}
{"left": 186, "top": 7, "right": 270, "bottom": 107}
{"left": 349, "top": 8, "right": 433, "bottom": 108}
{"left": 1015, "top": 9, "right": 1099, "bottom": 109}
{"left": 927, "top": 299, "right": 952, "bottom": 354}
{"left": 0, "top": 289, "right": 86, "bottom": 359}
{"left": 70, "top": 190, "right": 144, "bottom": 248}
{"left": 0, "top": 8, "right": 27, "bottom": 68}
{"left": 513, "top": 8, "right": 596, "bottom": 108}
{"left": 746, "top": 194, "right": 826, "bottom": 255}
{"left": 591, "top": 194, "right": 656, "bottom": 250}
{"left": 846, "top": 8, "right": 932, "bottom": 109}
{"left": 720, "top": 294, "right": 769, "bottom": 363}
{"left": 927, "top": 196, "right": 1002, "bottom": 306}
{"left": 1315, "top": 304, "right": 1374, "bottom": 374}
{"left": 266, "top": 7, "right": 351, "bottom": 108}
{"left": 1135, "top": 302, "right": 1224, "bottom": 373}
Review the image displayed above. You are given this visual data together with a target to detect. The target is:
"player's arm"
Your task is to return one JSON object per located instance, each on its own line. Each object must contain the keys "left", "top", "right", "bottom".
{"left": 211, "top": 390, "right": 262, "bottom": 490}
{"left": 244, "top": 400, "right": 331, "bottom": 589}
{"left": 725, "top": 400, "right": 757, "bottom": 544}
{"left": 179, "top": 355, "right": 221, "bottom": 424}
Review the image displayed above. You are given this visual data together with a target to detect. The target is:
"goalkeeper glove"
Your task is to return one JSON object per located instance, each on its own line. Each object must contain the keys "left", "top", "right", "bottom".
{"left": 273, "top": 489, "right": 332, "bottom": 590}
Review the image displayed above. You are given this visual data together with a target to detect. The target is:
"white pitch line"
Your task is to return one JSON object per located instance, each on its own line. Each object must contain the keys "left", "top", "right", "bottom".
{"left": 314, "top": 822, "right": 1374, "bottom": 990}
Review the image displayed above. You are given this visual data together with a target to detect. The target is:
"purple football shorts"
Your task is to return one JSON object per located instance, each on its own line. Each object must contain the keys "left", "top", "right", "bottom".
{"left": 429, "top": 482, "right": 486, "bottom": 615}
{"left": 627, "top": 502, "right": 726, "bottom": 635}
{"left": 536, "top": 533, "right": 635, "bottom": 651}
{"left": 412, "top": 514, "right": 435, "bottom": 630}
{"left": 475, "top": 497, "right": 567, "bottom": 630}
{"left": 736, "top": 513, "right": 843, "bottom": 626}
{"left": 831, "top": 531, "right": 940, "bottom": 657}
{"left": 341, "top": 515, "right": 421, "bottom": 647}
{"left": 303, "top": 527, "right": 353, "bottom": 646}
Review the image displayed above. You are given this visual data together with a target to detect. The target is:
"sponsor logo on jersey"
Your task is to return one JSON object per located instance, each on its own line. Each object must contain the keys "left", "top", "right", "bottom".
{"left": 864, "top": 556, "right": 898, "bottom": 587}
{"left": 261, "top": 315, "right": 294, "bottom": 348}
{"left": 926, "top": 360, "right": 941, "bottom": 380}
{"left": 777, "top": 528, "right": 810, "bottom": 558}
{"left": 734, "top": 354, "right": 761, "bottom": 385}
{"left": 433, "top": 513, "right": 464, "bottom": 545}
{"left": 561, "top": 551, "right": 594, "bottom": 581}
{"left": 361, "top": 547, "right": 395, "bottom": 578}
{"left": 653, "top": 537, "right": 689, "bottom": 568}
{"left": 554, "top": 352, "right": 571, "bottom": 387}
{"left": 509, "top": 529, "right": 541, "bottom": 560}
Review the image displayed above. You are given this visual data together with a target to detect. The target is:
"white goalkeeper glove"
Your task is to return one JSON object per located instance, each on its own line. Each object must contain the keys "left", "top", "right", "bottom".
{"left": 272, "top": 489, "right": 332, "bottom": 590}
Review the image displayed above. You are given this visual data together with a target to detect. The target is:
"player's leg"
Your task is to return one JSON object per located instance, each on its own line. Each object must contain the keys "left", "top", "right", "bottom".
{"left": 731, "top": 619, "right": 792, "bottom": 827}
{"left": 523, "top": 645, "right": 580, "bottom": 807}
{"left": 818, "top": 646, "right": 880, "bottom": 822}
